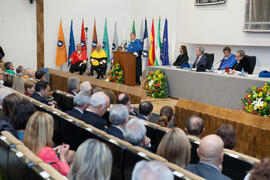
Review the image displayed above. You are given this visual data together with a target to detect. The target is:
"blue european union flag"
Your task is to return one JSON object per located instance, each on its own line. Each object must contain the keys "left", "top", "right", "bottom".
{"left": 161, "top": 19, "right": 169, "bottom": 66}
{"left": 68, "top": 20, "right": 75, "bottom": 66}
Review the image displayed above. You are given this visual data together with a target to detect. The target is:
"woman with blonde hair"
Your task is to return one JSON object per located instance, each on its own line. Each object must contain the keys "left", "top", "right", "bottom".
{"left": 156, "top": 106, "right": 174, "bottom": 128}
{"left": 157, "top": 127, "right": 191, "bottom": 167}
{"left": 68, "top": 139, "right": 112, "bottom": 180}
{"left": 23, "top": 111, "right": 71, "bottom": 176}
{"left": 24, "top": 79, "right": 35, "bottom": 96}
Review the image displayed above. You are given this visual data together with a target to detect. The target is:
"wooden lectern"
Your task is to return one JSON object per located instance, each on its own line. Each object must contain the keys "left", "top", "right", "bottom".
{"left": 113, "top": 51, "right": 136, "bottom": 85}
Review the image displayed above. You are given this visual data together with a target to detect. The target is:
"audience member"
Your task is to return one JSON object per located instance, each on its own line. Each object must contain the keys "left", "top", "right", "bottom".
{"left": 173, "top": 45, "right": 189, "bottom": 66}
{"left": 103, "top": 89, "right": 115, "bottom": 105}
{"left": 137, "top": 101, "right": 153, "bottom": 121}
{"left": 216, "top": 124, "right": 236, "bottom": 150}
{"left": 31, "top": 81, "right": 55, "bottom": 107}
{"left": 91, "top": 86, "right": 103, "bottom": 94}
{"left": 23, "top": 111, "right": 73, "bottom": 176}
{"left": 185, "top": 134, "right": 231, "bottom": 180}
{"left": 185, "top": 115, "right": 205, "bottom": 138}
{"left": 10, "top": 100, "right": 36, "bottom": 141}
{"left": 4, "top": 61, "right": 15, "bottom": 75}
{"left": 24, "top": 79, "right": 35, "bottom": 96}
{"left": 67, "top": 77, "right": 79, "bottom": 96}
{"left": 218, "top": 47, "right": 236, "bottom": 70}
{"left": 117, "top": 93, "right": 137, "bottom": 116}
{"left": 12, "top": 76, "right": 25, "bottom": 93}
{"left": 16, "top": 65, "right": 25, "bottom": 76}
{"left": 79, "top": 81, "right": 92, "bottom": 94}
{"left": 123, "top": 118, "right": 150, "bottom": 149}
{"left": 132, "top": 160, "right": 173, "bottom": 180}
{"left": 192, "top": 47, "right": 208, "bottom": 70}
{"left": 157, "top": 127, "right": 190, "bottom": 167}
{"left": 35, "top": 70, "right": 46, "bottom": 82}
{"left": 68, "top": 139, "right": 112, "bottom": 180}
{"left": 105, "top": 104, "right": 129, "bottom": 140}
{"left": 156, "top": 106, "right": 174, "bottom": 128}
{"left": 249, "top": 158, "right": 270, "bottom": 180}
{"left": 66, "top": 91, "right": 90, "bottom": 119}
{"left": 24, "top": 68, "right": 35, "bottom": 79}
{"left": 232, "top": 50, "right": 253, "bottom": 74}
{"left": 80, "top": 91, "right": 109, "bottom": 130}
{"left": 0, "top": 87, "right": 14, "bottom": 116}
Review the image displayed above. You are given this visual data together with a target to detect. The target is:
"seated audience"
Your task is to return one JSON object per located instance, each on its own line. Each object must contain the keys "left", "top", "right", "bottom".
{"left": 23, "top": 111, "right": 73, "bottom": 176}
{"left": 68, "top": 139, "right": 112, "bottom": 180}
{"left": 185, "top": 115, "right": 205, "bottom": 138}
{"left": 79, "top": 81, "right": 92, "bottom": 94}
{"left": 35, "top": 70, "right": 46, "bottom": 82}
{"left": 216, "top": 124, "right": 236, "bottom": 150}
{"left": 12, "top": 76, "right": 25, "bottom": 93}
{"left": 232, "top": 50, "right": 253, "bottom": 74}
{"left": 103, "top": 89, "right": 115, "bottom": 105}
{"left": 132, "top": 160, "right": 173, "bottom": 180}
{"left": 66, "top": 91, "right": 90, "bottom": 119}
{"left": 117, "top": 93, "right": 137, "bottom": 116}
{"left": 137, "top": 101, "right": 153, "bottom": 121}
{"left": 91, "top": 86, "right": 103, "bottom": 94}
{"left": 157, "top": 127, "right": 190, "bottom": 167}
{"left": 80, "top": 91, "right": 109, "bottom": 130}
{"left": 0, "top": 87, "right": 14, "bottom": 115}
{"left": 123, "top": 118, "right": 150, "bottom": 148}
{"left": 192, "top": 47, "right": 208, "bottom": 70}
{"left": 67, "top": 77, "right": 79, "bottom": 96}
{"left": 24, "top": 68, "right": 35, "bottom": 79}
{"left": 156, "top": 106, "right": 174, "bottom": 128}
{"left": 218, "top": 47, "right": 236, "bottom": 70}
{"left": 31, "top": 81, "right": 55, "bottom": 107}
{"left": 4, "top": 61, "right": 15, "bottom": 75}
{"left": 16, "top": 65, "right": 25, "bottom": 76}
{"left": 10, "top": 100, "right": 36, "bottom": 141}
{"left": 185, "top": 134, "right": 231, "bottom": 180}
{"left": 24, "top": 79, "right": 35, "bottom": 96}
{"left": 173, "top": 45, "right": 189, "bottom": 66}
{"left": 248, "top": 158, "right": 270, "bottom": 180}
{"left": 105, "top": 104, "right": 129, "bottom": 140}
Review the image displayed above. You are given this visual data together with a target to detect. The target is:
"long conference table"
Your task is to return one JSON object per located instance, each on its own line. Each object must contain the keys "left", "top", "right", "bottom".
{"left": 149, "top": 66, "right": 270, "bottom": 110}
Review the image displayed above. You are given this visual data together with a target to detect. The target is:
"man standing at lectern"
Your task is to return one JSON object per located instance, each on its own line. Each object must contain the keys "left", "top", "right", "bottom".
{"left": 69, "top": 44, "right": 88, "bottom": 75}
{"left": 127, "top": 33, "right": 142, "bottom": 85}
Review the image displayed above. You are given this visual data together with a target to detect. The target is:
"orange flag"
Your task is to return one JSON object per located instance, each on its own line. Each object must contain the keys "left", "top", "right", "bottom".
{"left": 55, "top": 20, "right": 67, "bottom": 67}
{"left": 148, "top": 19, "right": 155, "bottom": 66}
{"left": 91, "top": 19, "right": 98, "bottom": 52}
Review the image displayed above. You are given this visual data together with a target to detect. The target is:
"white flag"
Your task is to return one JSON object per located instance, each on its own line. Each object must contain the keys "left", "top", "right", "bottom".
{"left": 139, "top": 19, "right": 144, "bottom": 44}
{"left": 142, "top": 19, "right": 149, "bottom": 73}
{"left": 112, "top": 22, "right": 118, "bottom": 51}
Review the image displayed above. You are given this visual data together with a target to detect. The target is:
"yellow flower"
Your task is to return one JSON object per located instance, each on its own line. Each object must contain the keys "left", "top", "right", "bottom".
{"left": 158, "top": 74, "right": 164, "bottom": 79}
{"left": 249, "top": 105, "right": 253, "bottom": 110}
{"left": 264, "top": 102, "right": 267, "bottom": 107}
{"left": 248, "top": 94, "right": 251, "bottom": 98}
{"left": 158, "top": 81, "right": 162, "bottom": 85}
{"left": 258, "top": 106, "right": 263, "bottom": 110}
{"left": 259, "top": 92, "right": 263, "bottom": 97}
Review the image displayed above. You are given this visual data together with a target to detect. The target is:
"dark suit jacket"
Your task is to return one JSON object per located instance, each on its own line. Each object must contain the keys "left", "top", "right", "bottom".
{"left": 185, "top": 162, "right": 232, "bottom": 180}
{"left": 173, "top": 53, "right": 189, "bottom": 66}
{"left": 30, "top": 92, "right": 49, "bottom": 105}
{"left": 66, "top": 108, "right": 83, "bottom": 119}
{"left": 0, "top": 116, "right": 18, "bottom": 138}
{"left": 137, "top": 114, "right": 149, "bottom": 121}
{"left": 67, "top": 90, "right": 76, "bottom": 96}
{"left": 80, "top": 110, "right": 108, "bottom": 130}
{"left": 105, "top": 126, "right": 123, "bottom": 140}
{"left": 192, "top": 54, "right": 208, "bottom": 69}
{"left": 232, "top": 55, "right": 252, "bottom": 74}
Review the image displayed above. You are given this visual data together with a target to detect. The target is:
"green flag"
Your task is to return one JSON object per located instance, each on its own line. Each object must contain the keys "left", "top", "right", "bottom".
{"left": 155, "top": 18, "right": 162, "bottom": 66}
{"left": 103, "top": 19, "right": 110, "bottom": 63}
{"left": 132, "top": 20, "right": 136, "bottom": 34}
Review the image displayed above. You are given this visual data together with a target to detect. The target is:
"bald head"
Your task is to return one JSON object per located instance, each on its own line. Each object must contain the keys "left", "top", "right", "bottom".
{"left": 198, "top": 134, "right": 224, "bottom": 165}
{"left": 186, "top": 116, "right": 204, "bottom": 137}
{"left": 25, "top": 68, "right": 35, "bottom": 79}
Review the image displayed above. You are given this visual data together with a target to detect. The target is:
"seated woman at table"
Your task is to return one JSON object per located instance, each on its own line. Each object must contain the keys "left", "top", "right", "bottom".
{"left": 218, "top": 46, "right": 236, "bottom": 70}
{"left": 231, "top": 50, "right": 253, "bottom": 74}
{"left": 173, "top": 45, "right": 189, "bottom": 66}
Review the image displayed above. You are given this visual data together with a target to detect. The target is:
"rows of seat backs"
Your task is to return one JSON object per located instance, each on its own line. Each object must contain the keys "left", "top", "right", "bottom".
{"left": 53, "top": 90, "right": 260, "bottom": 180}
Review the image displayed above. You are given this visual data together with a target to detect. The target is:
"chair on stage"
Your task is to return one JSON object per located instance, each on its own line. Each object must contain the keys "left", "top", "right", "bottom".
{"left": 247, "top": 55, "right": 256, "bottom": 74}
{"left": 205, "top": 53, "right": 214, "bottom": 70}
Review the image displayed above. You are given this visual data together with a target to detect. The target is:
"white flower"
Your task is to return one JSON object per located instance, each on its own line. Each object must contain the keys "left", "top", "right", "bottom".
{"left": 148, "top": 80, "right": 154, "bottom": 87}
{"left": 252, "top": 98, "right": 264, "bottom": 110}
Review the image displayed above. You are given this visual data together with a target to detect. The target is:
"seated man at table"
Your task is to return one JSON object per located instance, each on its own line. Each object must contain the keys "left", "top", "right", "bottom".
{"left": 218, "top": 46, "right": 236, "bottom": 70}
{"left": 192, "top": 47, "right": 208, "bottom": 70}
{"left": 90, "top": 44, "right": 107, "bottom": 79}
{"left": 231, "top": 50, "right": 253, "bottom": 74}
{"left": 69, "top": 44, "right": 87, "bottom": 75}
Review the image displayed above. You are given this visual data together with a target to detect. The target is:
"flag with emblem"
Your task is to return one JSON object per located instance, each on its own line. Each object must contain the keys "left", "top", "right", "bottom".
{"left": 112, "top": 22, "right": 118, "bottom": 51}
{"left": 138, "top": 19, "right": 144, "bottom": 45}
{"left": 148, "top": 19, "right": 155, "bottom": 66}
{"left": 68, "top": 20, "right": 75, "bottom": 66}
{"left": 155, "top": 18, "right": 162, "bottom": 66}
{"left": 103, "top": 19, "right": 110, "bottom": 63}
{"left": 55, "top": 20, "right": 67, "bottom": 67}
{"left": 142, "top": 19, "right": 149, "bottom": 73}
{"left": 92, "top": 19, "right": 98, "bottom": 52}
{"left": 132, "top": 20, "right": 136, "bottom": 34}
{"left": 81, "top": 19, "right": 87, "bottom": 54}
{"left": 161, "top": 19, "right": 169, "bottom": 65}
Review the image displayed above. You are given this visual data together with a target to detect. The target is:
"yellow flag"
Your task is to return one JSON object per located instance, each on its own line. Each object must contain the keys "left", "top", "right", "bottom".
{"left": 55, "top": 20, "right": 67, "bottom": 67}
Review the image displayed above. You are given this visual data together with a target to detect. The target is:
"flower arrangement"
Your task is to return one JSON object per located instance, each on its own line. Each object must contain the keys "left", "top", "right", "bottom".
{"left": 242, "top": 83, "right": 270, "bottom": 117}
{"left": 143, "top": 70, "right": 168, "bottom": 98}
{"left": 106, "top": 63, "right": 124, "bottom": 84}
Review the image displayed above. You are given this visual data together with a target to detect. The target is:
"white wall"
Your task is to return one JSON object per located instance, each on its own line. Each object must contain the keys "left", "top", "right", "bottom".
{"left": 0, "top": 0, "right": 37, "bottom": 69}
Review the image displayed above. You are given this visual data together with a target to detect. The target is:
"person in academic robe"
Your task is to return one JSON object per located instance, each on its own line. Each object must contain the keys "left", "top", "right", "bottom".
{"left": 69, "top": 44, "right": 87, "bottom": 75}
{"left": 192, "top": 47, "right": 208, "bottom": 70}
{"left": 127, "top": 33, "right": 143, "bottom": 85}
{"left": 173, "top": 45, "right": 189, "bottom": 66}
{"left": 231, "top": 50, "right": 253, "bottom": 74}
{"left": 218, "top": 46, "right": 236, "bottom": 70}
{"left": 90, "top": 44, "right": 107, "bottom": 79}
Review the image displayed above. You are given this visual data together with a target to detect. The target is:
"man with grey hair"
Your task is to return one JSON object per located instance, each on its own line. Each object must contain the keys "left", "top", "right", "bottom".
{"left": 124, "top": 118, "right": 150, "bottom": 148}
{"left": 192, "top": 47, "right": 208, "bottom": 70}
{"left": 132, "top": 160, "right": 173, "bottom": 180}
{"left": 24, "top": 68, "right": 35, "bottom": 79}
{"left": 185, "top": 115, "right": 205, "bottom": 138}
{"left": 105, "top": 104, "right": 129, "bottom": 140}
{"left": 232, "top": 50, "right": 253, "bottom": 74}
{"left": 79, "top": 81, "right": 92, "bottom": 94}
{"left": 67, "top": 77, "right": 80, "bottom": 96}
{"left": 80, "top": 91, "right": 109, "bottom": 130}
{"left": 185, "top": 134, "right": 232, "bottom": 180}
{"left": 66, "top": 91, "right": 90, "bottom": 119}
